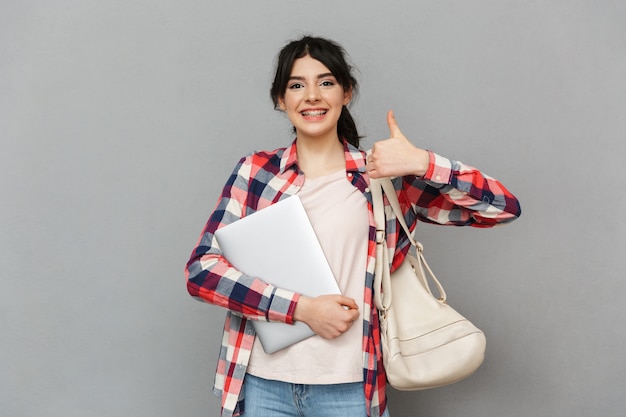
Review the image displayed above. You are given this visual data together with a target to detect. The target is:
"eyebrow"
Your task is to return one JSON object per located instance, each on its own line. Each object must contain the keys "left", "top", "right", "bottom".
{"left": 288, "top": 72, "right": 335, "bottom": 81}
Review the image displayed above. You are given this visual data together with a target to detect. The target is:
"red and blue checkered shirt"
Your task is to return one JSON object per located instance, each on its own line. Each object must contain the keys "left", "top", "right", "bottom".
{"left": 185, "top": 140, "right": 521, "bottom": 417}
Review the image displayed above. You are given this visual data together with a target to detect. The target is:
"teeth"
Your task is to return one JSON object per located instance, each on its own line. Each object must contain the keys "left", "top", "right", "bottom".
{"left": 302, "top": 110, "right": 327, "bottom": 116}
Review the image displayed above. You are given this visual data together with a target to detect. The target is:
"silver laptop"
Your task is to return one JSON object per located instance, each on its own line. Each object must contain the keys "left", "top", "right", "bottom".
{"left": 214, "top": 195, "right": 341, "bottom": 354}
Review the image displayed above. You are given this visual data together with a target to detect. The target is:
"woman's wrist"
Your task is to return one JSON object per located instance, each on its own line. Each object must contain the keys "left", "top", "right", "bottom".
{"left": 412, "top": 148, "right": 431, "bottom": 177}
{"left": 293, "top": 295, "right": 311, "bottom": 323}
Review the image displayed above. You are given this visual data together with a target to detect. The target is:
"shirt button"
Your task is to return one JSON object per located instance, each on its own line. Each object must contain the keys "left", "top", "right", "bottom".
{"left": 365, "top": 187, "right": 370, "bottom": 192}
{"left": 347, "top": 173, "right": 353, "bottom": 177}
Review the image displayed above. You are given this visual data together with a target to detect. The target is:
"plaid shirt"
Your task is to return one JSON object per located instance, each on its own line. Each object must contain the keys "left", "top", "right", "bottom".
{"left": 185, "top": 140, "right": 521, "bottom": 417}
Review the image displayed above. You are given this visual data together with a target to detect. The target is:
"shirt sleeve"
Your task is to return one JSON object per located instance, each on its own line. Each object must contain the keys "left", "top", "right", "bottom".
{"left": 184, "top": 154, "right": 299, "bottom": 324}
{"left": 401, "top": 151, "right": 521, "bottom": 228}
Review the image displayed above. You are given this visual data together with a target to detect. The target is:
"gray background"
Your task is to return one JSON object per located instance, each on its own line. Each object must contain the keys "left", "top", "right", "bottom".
{"left": 2, "top": 1, "right": 625, "bottom": 416}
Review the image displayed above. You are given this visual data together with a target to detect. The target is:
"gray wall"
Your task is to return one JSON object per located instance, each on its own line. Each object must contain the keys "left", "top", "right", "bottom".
{"left": 2, "top": 1, "right": 625, "bottom": 416}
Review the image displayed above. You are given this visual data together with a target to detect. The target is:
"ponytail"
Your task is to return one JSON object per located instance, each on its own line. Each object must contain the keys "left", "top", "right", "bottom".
{"left": 338, "top": 106, "right": 361, "bottom": 148}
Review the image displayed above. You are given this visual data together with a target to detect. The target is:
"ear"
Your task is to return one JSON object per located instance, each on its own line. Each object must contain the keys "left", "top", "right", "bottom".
{"left": 277, "top": 97, "right": 286, "bottom": 111}
{"left": 343, "top": 87, "right": 353, "bottom": 106}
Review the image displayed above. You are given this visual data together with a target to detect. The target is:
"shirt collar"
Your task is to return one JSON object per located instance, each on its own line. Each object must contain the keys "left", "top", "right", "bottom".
{"left": 279, "top": 139, "right": 367, "bottom": 175}
{"left": 280, "top": 140, "right": 300, "bottom": 173}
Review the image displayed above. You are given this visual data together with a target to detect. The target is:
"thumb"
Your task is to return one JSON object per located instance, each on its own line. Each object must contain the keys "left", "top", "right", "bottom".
{"left": 338, "top": 295, "right": 359, "bottom": 310}
{"left": 387, "top": 109, "right": 403, "bottom": 138}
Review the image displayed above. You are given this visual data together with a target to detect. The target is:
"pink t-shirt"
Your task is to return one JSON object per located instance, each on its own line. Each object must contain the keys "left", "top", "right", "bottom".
{"left": 246, "top": 169, "right": 369, "bottom": 384}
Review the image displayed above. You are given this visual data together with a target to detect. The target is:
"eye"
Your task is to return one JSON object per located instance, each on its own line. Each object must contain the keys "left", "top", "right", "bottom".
{"left": 288, "top": 83, "right": 304, "bottom": 89}
{"left": 320, "top": 80, "right": 335, "bottom": 87}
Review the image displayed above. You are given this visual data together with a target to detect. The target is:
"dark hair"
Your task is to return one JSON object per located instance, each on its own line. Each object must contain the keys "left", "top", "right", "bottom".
{"left": 270, "top": 36, "right": 362, "bottom": 148}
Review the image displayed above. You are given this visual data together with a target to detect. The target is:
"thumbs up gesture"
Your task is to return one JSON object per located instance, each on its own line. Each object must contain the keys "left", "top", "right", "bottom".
{"left": 366, "top": 110, "right": 430, "bottom": 179}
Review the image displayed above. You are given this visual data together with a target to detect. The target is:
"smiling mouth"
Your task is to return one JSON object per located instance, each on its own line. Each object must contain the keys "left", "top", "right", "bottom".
{"left": 301, "top": 110, "right": 327, "bottom": 117}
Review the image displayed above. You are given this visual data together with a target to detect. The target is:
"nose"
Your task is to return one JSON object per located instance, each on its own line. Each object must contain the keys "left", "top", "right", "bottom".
{"left": 305, "top": 85, "right": 321, "bottom": 102}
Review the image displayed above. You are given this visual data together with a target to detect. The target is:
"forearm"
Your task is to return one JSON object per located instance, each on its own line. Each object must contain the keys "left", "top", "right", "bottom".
{"left": 404, "top": 151, "right": 521, "bottom": 227}
{"left": 186, "top": 248, "right": 299, "bottom": 323}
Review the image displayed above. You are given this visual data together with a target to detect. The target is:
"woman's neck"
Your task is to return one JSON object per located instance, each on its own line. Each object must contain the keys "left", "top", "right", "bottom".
{"left": 296, "top": 136, "right": 345, "bottom": 179}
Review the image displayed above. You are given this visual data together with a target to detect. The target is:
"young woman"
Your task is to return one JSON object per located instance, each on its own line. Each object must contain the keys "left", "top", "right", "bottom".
{"left": 185, "top": 36, "right": 521, "bottom": 417}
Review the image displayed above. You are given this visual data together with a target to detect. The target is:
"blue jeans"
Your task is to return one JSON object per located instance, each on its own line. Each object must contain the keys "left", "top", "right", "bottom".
{"left": 243, "top": 374, "right": 391, "bottom": 417}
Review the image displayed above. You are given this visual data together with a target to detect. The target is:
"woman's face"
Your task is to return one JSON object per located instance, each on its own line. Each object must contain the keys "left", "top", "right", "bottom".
{"left": 278, "top": 55, "right": 351, "bottom": 143}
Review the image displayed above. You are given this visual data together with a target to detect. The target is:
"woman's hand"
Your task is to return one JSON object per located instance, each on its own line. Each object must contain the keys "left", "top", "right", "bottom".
{"left": 366, "top": 110, "right": 430, "bottom": 178}
{"left": 294, "top": 294, "right": 359, "bottom": 339}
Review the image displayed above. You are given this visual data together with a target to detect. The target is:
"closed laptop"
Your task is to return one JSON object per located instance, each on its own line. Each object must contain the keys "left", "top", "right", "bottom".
{"left": 214, "top": 195, "right": 340, "bottom": 353}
